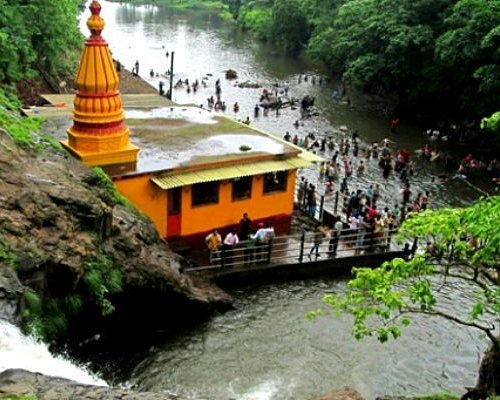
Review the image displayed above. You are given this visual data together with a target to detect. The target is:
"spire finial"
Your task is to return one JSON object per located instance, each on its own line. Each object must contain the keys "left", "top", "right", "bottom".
{"left": 87, "top": 1, "right": 105, "bottom": 38}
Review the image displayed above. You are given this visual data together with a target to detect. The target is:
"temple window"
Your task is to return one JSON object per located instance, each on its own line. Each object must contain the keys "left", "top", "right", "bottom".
{"left": 263, "top": 171, "right": 288, "bottom": 194}
{"left": 232, "top": 176, "right": 252, "bottom": 201}
{"left": 192, "top": 182, "right": 220, "bottom": 206}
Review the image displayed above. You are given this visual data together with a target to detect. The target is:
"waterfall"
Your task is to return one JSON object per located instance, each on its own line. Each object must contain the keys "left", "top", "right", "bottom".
{"left": 0, "top": 319, "right": 106, "bottom": 386}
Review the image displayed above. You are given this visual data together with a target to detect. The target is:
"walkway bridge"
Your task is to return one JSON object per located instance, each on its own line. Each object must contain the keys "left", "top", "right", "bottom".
{"left": 183, "top": 227, "right": 411, "bottom": 285}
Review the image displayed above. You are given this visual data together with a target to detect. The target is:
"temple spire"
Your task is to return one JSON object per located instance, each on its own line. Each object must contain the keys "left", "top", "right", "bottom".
{"left": 61, "top": 0, "right": 139, "bottom": 167}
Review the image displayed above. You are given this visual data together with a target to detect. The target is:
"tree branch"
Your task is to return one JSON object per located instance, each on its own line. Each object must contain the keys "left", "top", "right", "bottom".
{"left": 406, "top": 307, "right": 499, "bottom": 347}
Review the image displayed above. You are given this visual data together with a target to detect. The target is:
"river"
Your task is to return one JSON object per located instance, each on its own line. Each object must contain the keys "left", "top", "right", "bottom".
{"left": 3, "top": 1, "right": 488, "bottom": 399}
{"left": 91, "top": 1, "right": 485, "bottom": 211}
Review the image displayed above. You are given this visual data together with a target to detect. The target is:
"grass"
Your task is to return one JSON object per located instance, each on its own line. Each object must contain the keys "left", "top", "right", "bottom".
{"left": 0, "top": 238, "right": 17, "bottom": 267}
{"left": 0, "top": 88, "right": 62, "bottom": 153}
{"left": 91, "top": 167, "right": 130, "bottom": 207}
{"left": 414, "top": 394, "right": 459, "bottom": 400}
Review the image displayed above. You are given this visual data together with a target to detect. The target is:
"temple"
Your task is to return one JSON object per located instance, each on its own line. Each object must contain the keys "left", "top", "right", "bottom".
{"left": 60, "top": 0, "right": 321, "bottom": 249}
{"left": 61, "top": 0, "right": 139, "bottom": 166}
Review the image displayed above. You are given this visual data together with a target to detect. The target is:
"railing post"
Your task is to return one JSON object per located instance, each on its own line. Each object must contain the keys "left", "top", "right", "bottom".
{"left": 266, "top": 239, "right": 273, "bottom": 264}
{"left": 387, "top": 228, "right": 393, "bottom": 250}
{"left": 302, "top": 179, "right": 308, "bottom": 210}
{"left": 299, "top": 231, "right": 305, "bottom": 263}
{"left": 319, "top": 195, "right": 324, "bottom": 221}
{"left": 334, "top": 191, "right": 339, "bottom": 214}
{"left": 220, "top": 248, "right": 225, "bottom": 269}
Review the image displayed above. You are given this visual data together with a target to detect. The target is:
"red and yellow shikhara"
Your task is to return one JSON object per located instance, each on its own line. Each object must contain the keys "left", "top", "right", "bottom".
{"left": 61, "top": 0, "right": 139, "bottom": 166}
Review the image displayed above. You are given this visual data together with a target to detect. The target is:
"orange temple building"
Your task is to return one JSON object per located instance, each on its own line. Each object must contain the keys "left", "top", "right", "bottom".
{"left": 61, "top": 1, "right": 321, "bottom": 249}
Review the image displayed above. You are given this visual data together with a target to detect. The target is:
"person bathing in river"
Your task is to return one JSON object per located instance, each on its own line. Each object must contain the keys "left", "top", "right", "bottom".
{"left": 233, "top": 102, "right": 239, "bottom": 113}
{"left": 254, "top": 104, "right": 260, "bottom": 117}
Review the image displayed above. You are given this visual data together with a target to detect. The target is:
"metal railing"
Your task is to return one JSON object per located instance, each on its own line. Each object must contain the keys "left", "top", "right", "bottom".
{"left": 184, "top": 226, "right": 402, "bottom": 272}
{"left": 295, "top": 178, "right": 408, "bottom": 224}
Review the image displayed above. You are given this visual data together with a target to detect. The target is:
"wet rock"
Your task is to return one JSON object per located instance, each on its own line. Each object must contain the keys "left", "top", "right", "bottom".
{"left": 313, "top": 387, "right": 365, "bottom": 400}
{"left": 0, "top": 266, "right": 23, "bottom": 325}
{"left": 0, "top": 118, "right": 232, "bottom": 341}
{"left": 0, "top": 369, "right": 179, "bottom": 400}
{"left": 225, "top": 69, "right": 238, "bottom": 79}
{"left": 238, "top": 80, "right": 261, "bottom": 89}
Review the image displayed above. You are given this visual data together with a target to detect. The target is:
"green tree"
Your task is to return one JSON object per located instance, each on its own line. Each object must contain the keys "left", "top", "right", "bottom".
{"left": 308, "top": 196, "right": 500, "bottom": 396}
{"left": 0, "top": 0, "right": 82, "bottom": 91}
{"left": 0, "top": 1, "right": 37, "bottom": 83}
{"left": 271, "top": 0, "right": 310, "bottom": 54}
{"left": 238, "top": 1, "right": 273, "bottom": 41}
{"left": 308, "top": 0, "right": 453, "bottom": 110}
{"left": 436, "top": 0, "right": 500, "bottom": 118}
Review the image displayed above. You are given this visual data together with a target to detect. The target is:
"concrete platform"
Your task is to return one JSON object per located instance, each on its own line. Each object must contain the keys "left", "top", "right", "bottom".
{"left": 21, "top": 93, "right": 175, "bottom": 118}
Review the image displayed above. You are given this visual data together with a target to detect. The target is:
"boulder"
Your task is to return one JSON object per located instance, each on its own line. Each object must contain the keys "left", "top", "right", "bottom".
{"left": 225, "top": 69, "right": 238, "bottom": 79}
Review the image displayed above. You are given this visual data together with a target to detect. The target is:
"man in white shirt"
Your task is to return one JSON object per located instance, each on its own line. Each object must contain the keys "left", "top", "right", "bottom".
{"left": 222, "top": 229, "right": 239, "bottom": 268}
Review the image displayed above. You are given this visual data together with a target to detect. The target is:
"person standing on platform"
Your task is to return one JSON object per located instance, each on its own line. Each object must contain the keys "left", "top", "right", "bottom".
{"left": 306, "top": 184, "right": 317, "bottom": 218}
{"left": 239, "top": 213, "right": 252, "bottom": 240}
{"left": 222, "top": 229, "right": 239, "bottom": 268}
{"left": 309, "top": 224, "right": 324, "bottom": 260}
{"left": 205, "top": 229, "right": 222, "bottom": 265}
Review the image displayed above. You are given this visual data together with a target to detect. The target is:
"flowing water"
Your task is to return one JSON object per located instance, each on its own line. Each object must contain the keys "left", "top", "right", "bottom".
{"left": 126, "top": 277, "right": 493, "bottom": 399}
{"left": 0, "top": 319, "right": 106, "bottom": 386}
{"left": 0, "top": 2, "right": 492, "bottom": 399}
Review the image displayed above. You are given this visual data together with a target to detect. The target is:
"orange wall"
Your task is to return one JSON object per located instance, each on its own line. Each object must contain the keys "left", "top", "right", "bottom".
{"left": 113, "top": 174, "right": 167, "bottom": 237}
{"left": 112, "top": 170, "right": 297, "bottom": 240}
{"left": 178, "top": 170, "right": 297, "bottom": 237}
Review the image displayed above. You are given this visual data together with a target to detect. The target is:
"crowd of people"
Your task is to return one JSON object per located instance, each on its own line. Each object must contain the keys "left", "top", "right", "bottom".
{"left": 132, "top": 58, "right": 498, "bottom": 265}
{"left": 204, "top": 213, "right": 276, "bottom": 267}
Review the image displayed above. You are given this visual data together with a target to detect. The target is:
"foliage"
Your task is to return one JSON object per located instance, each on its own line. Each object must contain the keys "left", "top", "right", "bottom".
{"left": 481, "top": 111, "right": 500, "bottom": 135}
{"left": 435, "top": 0, "right": 500, "bottom": 116}
{"left": 270, "top": 0, "right": 310, "bottom": 53}
{"left": 22, "top": 254, "right": 123, "bottom": 340}
{"left": 0, "top": 88, "right": 63, "bottom": 153}
{"left": 308, "top": 196, "right": 500, "bottom": 348}
{"left": 0, "top": 237, "right": 17, "bottom": 267}
{"left": 1, "top": 396, "right": 39, "bottom": 400}
{"left": 238, "top": 2, "right": 273, "bottom": 40}
{"left": 0, "top": 0, "right": 82, "bottom": 90}
{"left": 83, "top": 255, "right": 124, "bottom": 317}
{"left": 91, "top": 167, "right": 133, "bottom": 209}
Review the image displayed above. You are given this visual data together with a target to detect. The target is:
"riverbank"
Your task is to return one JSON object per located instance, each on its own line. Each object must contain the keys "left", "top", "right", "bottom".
{"left": 106, "top": 0, "right": 233, "bottom": 19}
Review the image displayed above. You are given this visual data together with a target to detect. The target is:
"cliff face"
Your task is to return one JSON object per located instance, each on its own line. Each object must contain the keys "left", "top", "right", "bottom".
{"left": 0, "top": 127, "right": 231, "bottom": 339}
